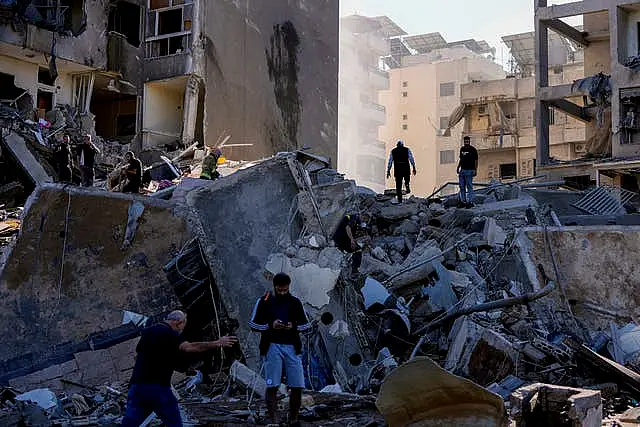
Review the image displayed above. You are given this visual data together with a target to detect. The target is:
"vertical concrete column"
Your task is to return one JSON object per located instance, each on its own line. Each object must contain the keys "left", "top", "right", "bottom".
{"left": 535, "top": 10, "right": 550, "bottom": 166}
{"left": 182, "top": 75, "right": 201, "bottom": 146}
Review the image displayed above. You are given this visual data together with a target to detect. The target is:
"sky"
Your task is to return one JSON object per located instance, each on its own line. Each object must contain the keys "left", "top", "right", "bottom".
{"left": 340, "top": 0, "right": 579, "bottom": 67}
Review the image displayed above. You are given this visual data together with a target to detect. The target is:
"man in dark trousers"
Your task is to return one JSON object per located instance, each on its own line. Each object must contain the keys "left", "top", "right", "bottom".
{"left": 457, "top": 136, "right": 479, "bottom": 208}
{"left": 122, "top": 151, "right": 143, "bottom": 193}
{"left": 55, "top": 134, "right": 73, "bottom": 183}
{"left": 249, "top": 273, "right": 312, "bottom": 427}
{"left": 78, "top": 134, "right": 100, "bottom": 187}
{"left": 332, "top": 213, "right": 370, "bottom": 276}
{"left": 121, "top": 310, "right": 237, "bottom": 427}
{"left": 386, "top": 140, "right": 417, "bottom": 204}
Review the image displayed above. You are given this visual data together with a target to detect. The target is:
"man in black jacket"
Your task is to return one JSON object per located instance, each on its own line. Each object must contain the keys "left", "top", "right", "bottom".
{"left": 78, "top": 134, "right": 100, "bottom": 187}
{"left": 249, "top": 273, "right": 311, "bottom": 426}
{"left": 55, "top": 134, "right": 73, "bottom": 183}
{"left": 387, "top": 140, "right": 417, "bottom": 204}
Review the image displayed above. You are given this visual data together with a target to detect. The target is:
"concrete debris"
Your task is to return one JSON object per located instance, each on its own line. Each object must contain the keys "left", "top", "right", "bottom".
{"left": 2, "top": 149, "right": 640, "bottom": 425}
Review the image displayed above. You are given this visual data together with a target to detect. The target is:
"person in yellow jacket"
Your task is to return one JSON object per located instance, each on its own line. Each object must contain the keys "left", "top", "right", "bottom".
{"left": 200, "top": 147, "right": 222, "bottom": 180}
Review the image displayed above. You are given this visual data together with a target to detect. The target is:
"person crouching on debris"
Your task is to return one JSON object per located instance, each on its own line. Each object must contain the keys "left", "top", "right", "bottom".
{"left": 55, "top": 134, "right": 73, "bottom": 183}
{"left": 121, "top": 151, "right": 143, "bottom": 194}
{"left": 199, "top": 147, "right": 222, "bottom": 180}
{"left": 332, "top": 213, "right": 371, "bottom": 277}
{"left": 249, "top": 273, "right": 312, "bottom": 427}
{"left": 121, "top": 310, "right": 238, "bottom": 427}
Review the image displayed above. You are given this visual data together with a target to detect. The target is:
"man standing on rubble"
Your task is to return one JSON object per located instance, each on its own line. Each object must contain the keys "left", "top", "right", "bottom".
{"left": 121, "top": 151, "right": 143, "bottom": 194}
{"left": 78, "top": 134, "right": 100, "bottom": 187}
{"left": 249, "top": 273, "right": 311, "bottom": 427}
{"left": 457, "top": 136, "right": 478, "bottom": 208}
{"left": 55, "top": 134, "right": 73, "bottom": 183}
{"left": 199, "top": 147, "right": 222, "bottom": 180}
{"left": 121, "top": 310, "right": 238, "bottom": 427}
{"left": 387, "top": 140, "right": 417, "bottom": 204}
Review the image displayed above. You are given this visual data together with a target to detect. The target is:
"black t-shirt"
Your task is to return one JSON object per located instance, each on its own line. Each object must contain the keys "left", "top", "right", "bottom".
{"left": 332, "top": 215, "right": 358, "bottom": 246}
{"left": 130, "top": 323, "right": 185, "bottom": 386}
{"left": 459, "top": 145, "right": 478, "bottom": 170}
{"left": 127, "top": 158, "right": 143, "bottom": 188}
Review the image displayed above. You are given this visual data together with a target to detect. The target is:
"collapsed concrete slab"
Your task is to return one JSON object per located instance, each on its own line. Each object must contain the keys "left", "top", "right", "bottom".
{"left": 1, "top": 133, "right": 53, "bottom": 184}
{"left": 0, "top": 185, "right": 191, "bottom": 380}
{"left": 510, "top": 383, "right": 602, "bottom": 427}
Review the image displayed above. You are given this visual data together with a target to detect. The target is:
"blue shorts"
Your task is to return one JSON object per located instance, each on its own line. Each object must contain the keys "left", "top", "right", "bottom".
{"left": 263, "top": 343, "right": 305, "bottom": 389}
{"left": 121, "top": 383, "right": 182, "bottom": 427}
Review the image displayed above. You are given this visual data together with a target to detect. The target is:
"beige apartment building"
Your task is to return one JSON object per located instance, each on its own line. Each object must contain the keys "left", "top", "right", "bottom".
{"left": 379, "top": 42, "right": 505, "bottom": 197}
{"left": 457, "top": 31, "right": 586, "bottom": 184}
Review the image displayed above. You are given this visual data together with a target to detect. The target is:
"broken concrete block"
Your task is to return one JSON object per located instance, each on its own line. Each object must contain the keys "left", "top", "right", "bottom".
{"left": 290, "top": 264, "right": 340, "bottom": 309}
{"left": 510, "top": 383, "right": 602, "bottom": 427}
{"left": 378, "top": 202, "right": 420, "bottom": 221}
{"left": 360, "top": 254, "right": 399, "bottom": 277}
{"left": 377, "top": 356, "right": 508, "bottom": 427}
{"left": 393, "top": 219, "right": 419, "bottom": 235}
{"left": 9, "top": 359, "right": 79, "bottom": 392}
{"left": 446, "top": 319, "right": 518, "bottom": 386}
{"left": 371, "top": 246, "right": 391, "bottom": 264}
{"left": 307, "top": 235, "right": 327, "bottom": 248}
{"left": 265, "top": 253, "right": 292, "bottom": 277}
{"left": 388, "top": 245, "right": 443, "bottom": 291}
{"left": 285, "top": 246, "right": 298, "bottom": 257}
{"left": 317, "top": 247, "right": 344, "bottom": 270}
{"left": 297, "top": 247, "right": 320, "bottom": 264}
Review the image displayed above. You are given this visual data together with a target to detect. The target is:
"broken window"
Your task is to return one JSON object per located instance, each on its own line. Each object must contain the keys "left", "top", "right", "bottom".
{"left": 620, "top": 89, "right": 640, "bottom": 144}
{"left": 37, "top": 67, "right": 56, "bottom": 86}
{"left": 0, "top": 72, "right": 33, "bottom": 112}
{"left": 439, "top": 116, "right": 449, "bottom": 130}
{"left": 108, "top": 1, "right": 141, "bottom": 47}
{"left": 73, "top": 73, "right": 95, "bottom": 114}
{"left": 36, "top": 90, "right": 53, "bottom": 116}
{"left": 499, "top": 163, "right": 517, "bottom": 180}
{"left": 27, "top": 0, "right": 86, "bottom": 35}
{"left": 402, "top": 124, "right": 408, "bottom": 130}
{"left": 145, "top": 0, "right": 193, "bottom": 58}
{"left": 402, "top": 114, "right": 408, "bottom": 120}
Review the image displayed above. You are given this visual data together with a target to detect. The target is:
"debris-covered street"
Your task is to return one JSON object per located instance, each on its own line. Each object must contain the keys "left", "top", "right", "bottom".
{"left": 4, "top": 0, "right": 640, "bottom": 426}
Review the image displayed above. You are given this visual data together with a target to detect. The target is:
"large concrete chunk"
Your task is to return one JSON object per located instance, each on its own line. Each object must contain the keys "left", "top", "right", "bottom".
{"left": 186, "top": 158, "right": 301, "bottom": 369}
{"left": 0, "top": 185, "right": 189, "bottom": 371}
{"left": 1, "top": 133, "right": 53, "bottom": 184}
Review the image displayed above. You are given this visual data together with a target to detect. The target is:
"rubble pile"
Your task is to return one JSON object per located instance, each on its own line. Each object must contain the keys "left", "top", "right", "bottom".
{"left": 1, "top": 153, "right": 640, "bottom": 426}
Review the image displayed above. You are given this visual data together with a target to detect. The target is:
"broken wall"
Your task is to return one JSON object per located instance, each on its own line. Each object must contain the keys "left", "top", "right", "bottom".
{"left": 0, "top": 185, "right": 191, "bottom": 372}
{"left": 200, "top": 0, "right": 338, "bottom": 164}
{"left": 185, "top": 157, "right": 300, "bottom": 368}
{"left": 0, "top": 0, "right": 110, "bottom": 69}
{"left": 521, "top": 226, "right": 640, "bottom": 329}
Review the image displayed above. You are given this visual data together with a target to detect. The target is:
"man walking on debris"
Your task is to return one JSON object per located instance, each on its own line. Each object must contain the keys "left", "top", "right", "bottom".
{"left": 200, "top": 147, "right": 222, "bottom": 180}
{"left": 457, "top": 136, "right": 478, "bottom": 208}
{"left": 55, "top": 134, "right": 73, "bottom": 183}
{"left": 121, "top": 151, "right": 143, "bottom": 194}
{"left": 387, "top": 140, "right": 417, "bottom": 204}
{"left": 249, "top": 273, "right": 312, "bottom": 427}
{"left": 78, "top": 134, "right": 100, "bottom": 187}
{"left": 121, "top": 310, "right": 238, "bottom": 427}
{"left": 332, "top": 213, "right": 370, "bottom": 277}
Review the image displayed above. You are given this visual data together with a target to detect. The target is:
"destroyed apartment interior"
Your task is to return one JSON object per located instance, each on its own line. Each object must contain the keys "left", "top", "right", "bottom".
{"left": 7, "top": 0, "right": 640, "bottom": 426}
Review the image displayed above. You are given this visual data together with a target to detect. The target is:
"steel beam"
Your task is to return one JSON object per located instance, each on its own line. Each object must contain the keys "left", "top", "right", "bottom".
{"left": 548, "top": 99, "right": 592, "bottom": 123}
{"left": 543, "top": 18, "right": 589, "bottom": 46}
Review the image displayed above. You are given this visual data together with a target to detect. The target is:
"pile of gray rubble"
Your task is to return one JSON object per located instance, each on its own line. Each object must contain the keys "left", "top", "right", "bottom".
{"left": 1, "top": 151, "right": 640, "bottom": 426}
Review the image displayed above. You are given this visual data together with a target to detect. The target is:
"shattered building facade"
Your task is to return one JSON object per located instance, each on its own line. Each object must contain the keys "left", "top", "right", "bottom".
{"left": 338, "top": 15, "right": 390, "bottom": 193}
{"left": 378, "top": 31, "right": 505, "bottom": 197}
{"left": 535, "top": 0, "right": 640, "bottom": 191}
{"left": 451, "top": 31, "right": 587, "bottom": 183}
{"left": 0, "top": 0, "right": 339, "bottom": 169}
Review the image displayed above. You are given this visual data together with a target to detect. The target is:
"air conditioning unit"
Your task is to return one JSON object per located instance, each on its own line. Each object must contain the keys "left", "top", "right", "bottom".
{"left": 574, "top": 143, "right": 587, "bottom": 154}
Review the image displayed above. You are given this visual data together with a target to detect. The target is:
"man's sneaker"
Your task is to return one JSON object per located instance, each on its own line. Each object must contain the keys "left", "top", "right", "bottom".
{"left": 405, "top": 186, "right": 411, "bottom": 194}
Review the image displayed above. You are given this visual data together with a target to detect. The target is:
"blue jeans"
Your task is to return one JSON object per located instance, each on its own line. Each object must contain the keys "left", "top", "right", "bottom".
{"left": 263, "top": 343, "right": 305, "bottom": 389}
{"left": 459, "top": 169, "right": 475, "bottom": 203}
{"left": 121, "top": 384, "right": 182, "bottom": 427}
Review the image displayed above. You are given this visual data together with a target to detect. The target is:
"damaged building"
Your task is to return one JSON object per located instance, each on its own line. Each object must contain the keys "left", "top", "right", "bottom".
{"left": 0, "top": 0, "right": 339, "bottom": 186}
{"left": 535, "top": 0, "right": 640, "bottom": 191}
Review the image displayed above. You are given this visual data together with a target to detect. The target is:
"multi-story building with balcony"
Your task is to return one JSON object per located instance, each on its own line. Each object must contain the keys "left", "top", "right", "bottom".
{"left": 338, "top": 15, "right": 391, "bottom": 192}
{"left": 1, "top": 0, "right": 339, "bottom": 163}
{"left": 378, "top": 34, "right": 505, "bottom": 197}
{"left": 454, "top": 31, "right": 586, "bottom": 184}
